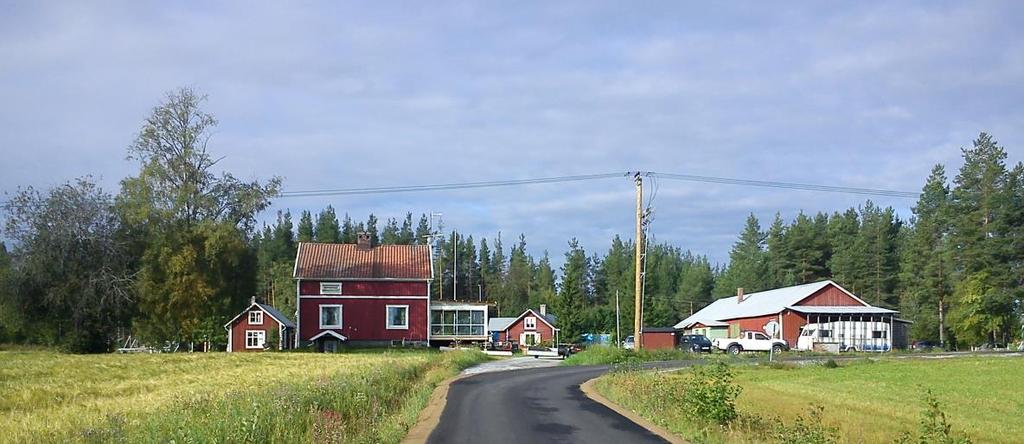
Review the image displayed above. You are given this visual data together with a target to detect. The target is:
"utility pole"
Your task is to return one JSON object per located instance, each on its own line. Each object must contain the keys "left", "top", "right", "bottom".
{"left": 634, "top": 172, "right": 644, "bottom": 350}
{"left": 615, "top": 289, "right": 621, "bottom": 348}
{"left": 453, "top": 229, "right": 458, "bottom": 301}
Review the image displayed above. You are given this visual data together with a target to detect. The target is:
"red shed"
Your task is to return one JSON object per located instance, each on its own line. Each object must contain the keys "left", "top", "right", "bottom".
{"left": 294, "top": 234, "right": 433, "bottom": 351}
{"left": 224, "top": 298, "right": 296, "bottom": 352}
{"left": 640, "top": 327, "right": 679, "bottom": 350}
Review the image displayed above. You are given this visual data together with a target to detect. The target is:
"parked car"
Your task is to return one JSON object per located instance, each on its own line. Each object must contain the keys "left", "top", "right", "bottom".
{"left": 678, "top": 334, "right": 713, "bottom": 353}
{"left": 712, "top": 331, "right": 788, "bottom": 355}
{"left": 911, "top": 340, "right": 937, "bottom": 351}
{"left": 623, "top": 335, "right": 635, "bottom": 350}
{"left": 557, "top": 343, "right": 583, "bottom": 356}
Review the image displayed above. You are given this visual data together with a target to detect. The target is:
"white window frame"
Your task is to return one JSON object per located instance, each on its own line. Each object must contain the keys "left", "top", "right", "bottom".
{"left": 320, "top": 304, "right": 343, "bottom": 329}
{"left": 248, "top": 310, "right": 263, "bottom": 325}
{"left": 320, "top": 282, "right": 343, "bottom": 295}
{"left": 245, "top": 330, "right": 265, "bottom": 349}
{"left": 524, "top": 316, "right": 537, "bottom": 330}
{"left": 386, "top": 305, "right": 410, "bottom": 330}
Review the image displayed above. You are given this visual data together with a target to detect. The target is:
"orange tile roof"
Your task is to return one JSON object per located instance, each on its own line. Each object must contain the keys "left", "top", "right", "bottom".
{"left": 294, "top": 242, "right": 432, "bottom": 280}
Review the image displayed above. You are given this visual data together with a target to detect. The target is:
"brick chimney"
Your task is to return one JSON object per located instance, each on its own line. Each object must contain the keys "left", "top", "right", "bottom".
{"left": 357, "top": 232, "right": 371, "bottom": 250}
{"left": 539, "top": 304, "right": 547, "bottom": 316}
{"left": 737, "top": 288, "right": 745, "bottom": 304}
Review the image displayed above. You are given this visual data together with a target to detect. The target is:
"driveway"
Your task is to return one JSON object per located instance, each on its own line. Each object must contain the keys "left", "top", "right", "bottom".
{"left": 426, "top": 362, "right": 697, "bottom": 444}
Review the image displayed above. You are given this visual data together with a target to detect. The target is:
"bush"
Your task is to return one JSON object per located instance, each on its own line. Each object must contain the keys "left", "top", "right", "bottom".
{"left": 681, "top": 362, "right": 741, "bottom": 425}
{"left": 893, "top": 389, "right": 972, "bottom": 444}
{"left": 768, "top": 405, "right": 839, "bottom": 444}
{"left": 822, "top": 358, "right": 839, "bottom": 368}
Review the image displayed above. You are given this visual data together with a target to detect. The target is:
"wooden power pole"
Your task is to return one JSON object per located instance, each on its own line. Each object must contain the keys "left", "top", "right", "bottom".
{"left": 634, "top": 172, "right": 644, "bottom": 350}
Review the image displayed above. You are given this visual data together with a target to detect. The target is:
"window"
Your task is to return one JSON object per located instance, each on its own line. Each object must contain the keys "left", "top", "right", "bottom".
{"left": 245, "top": 330, "right": 265, "bottom": 349}
{"left": 386, "top": 305, "right": 409, "bottom": 329}
{"left": 753, "top": 332, "right": 769, "bottom": 340}
{"left": 248, "top": 311, "right": 263, "bottom": 325}
{"left": 872, "top": 330, "right": 887, "bottom": 339}
{"left": 320, "top": 305, "right": 343, "bottom": 329}
{"left": 522, "top": 332, "right": 539, "bottom": 346}
{"left": 819, "top": 329, "right": 833, "bottom": 338}
{"left": 525, "top": 316, "right": 537, "bottom": 330}
{"left": 430, "top": 308, "right": 486, "bottom": 336}
{"left": 320, "top": 282, "right": 342, "bottom": 295}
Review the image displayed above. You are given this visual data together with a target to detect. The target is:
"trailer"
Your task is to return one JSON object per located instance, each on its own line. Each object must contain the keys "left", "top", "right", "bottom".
{"left": 797, "top": 319, "right": 892, "bottom": 352}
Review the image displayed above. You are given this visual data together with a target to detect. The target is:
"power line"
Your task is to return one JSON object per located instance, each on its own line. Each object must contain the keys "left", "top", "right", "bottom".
{"left": 0, "top": 170, "right": 921, "bottom": 209}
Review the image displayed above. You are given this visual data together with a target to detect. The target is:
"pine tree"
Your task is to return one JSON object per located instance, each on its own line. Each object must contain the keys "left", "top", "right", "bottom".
{"left": 765, "top": 213, "right": 791, "bottom": 287}
{"left": 556, "top": 238, "right": 590, "bottom": 342}
{"left": 399, "top": 213, "right": 415, "bottom": 244}
{"left": 381, "top": 217, "right": 400, "bottom": 244}
{"left": 827, "top": 208, "right": 862, "bottom": 289}
{"left": 858, "top": 202, "right": 901, "bottom": 307}
{"left": 715, "top": 214, "right": 768, "bottom": 295}
{"left": 784, "top": 212, "right": 830, "bottom": 284}
{"left": 366, "top": 214, "right": 380, "bottom": 246}
{"left": 297, "top": 210, "right": 314, "bottom": 242}
{"left": 949, "top": 133, "right": 1016, "bottom": 345}
{"left": 899, "top": 165, "right": 953, "bottom": 345}
{"left": 414, "top": 214, "right": 431, "bottom": 245}
{"left": 506, "top": 234, "right": 533, "bottom": 313}
{"left": 340, "top": 214, "right": 356, "bottom": 243}
{"left": 314, "top": 206, "right": 341, "bottom": 243}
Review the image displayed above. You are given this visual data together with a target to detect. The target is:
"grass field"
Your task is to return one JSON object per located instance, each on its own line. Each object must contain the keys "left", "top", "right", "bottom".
{"left": 0, "top": 349, "right": 487, "bottom": 443}
{"left": 596, "top": 355, "right": 1024, "bottom": 443}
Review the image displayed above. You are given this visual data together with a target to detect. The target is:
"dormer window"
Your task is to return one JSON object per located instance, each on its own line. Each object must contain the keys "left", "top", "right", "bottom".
{"left": 249, "top": 311, "right": 263, "bottom": 325}
{"left": 525, "top": 316, "right": 537, "bottom": 330}
{"left": 320, "top": 282, "right": 342, "bottom": 295}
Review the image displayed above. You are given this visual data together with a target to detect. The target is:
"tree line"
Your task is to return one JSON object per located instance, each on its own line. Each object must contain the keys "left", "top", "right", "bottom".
{"left": 0, "top": 87, "right": 1019, "bottom": 352}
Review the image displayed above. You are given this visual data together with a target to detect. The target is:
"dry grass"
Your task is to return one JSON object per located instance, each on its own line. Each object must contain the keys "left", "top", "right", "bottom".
{"left": 0, "top": 349, "right": 485, "bottom": 443}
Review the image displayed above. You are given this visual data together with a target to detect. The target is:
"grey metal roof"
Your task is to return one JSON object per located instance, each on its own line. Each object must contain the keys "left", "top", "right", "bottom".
{"left": 256, "top": 303, "right": 296, "bottom": 328}
{"left": 488, "top": 317, "right": 517, "bottom": 332}
{"left": 672, "top": 280, "right": 881, "bottom": 329}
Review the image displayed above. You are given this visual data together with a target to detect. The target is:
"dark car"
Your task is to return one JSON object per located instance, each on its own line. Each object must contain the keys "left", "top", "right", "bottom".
{"left": 678, "top": 334, "right": 713, "bottom": 353}
{"left": 911, "top": 340, "right": 937, "bottom": 351}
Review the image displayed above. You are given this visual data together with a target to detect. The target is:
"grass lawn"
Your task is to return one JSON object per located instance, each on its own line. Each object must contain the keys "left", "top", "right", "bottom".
{"left": 0, "top": 348, "right": 486, "bottom": 443}
{"left": 596, "top": 355, "right": 1024, "bottom": 443}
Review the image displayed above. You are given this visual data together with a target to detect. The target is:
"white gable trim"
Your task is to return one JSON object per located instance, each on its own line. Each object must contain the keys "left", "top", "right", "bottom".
{"left": 224, "top": 303, "right": 293, "bottom": 329}
{"left": 510, "top": 309, "right": 557, "bottom": 330}
{"left": 309, "top": 330, "right": 348, "bottom": 341}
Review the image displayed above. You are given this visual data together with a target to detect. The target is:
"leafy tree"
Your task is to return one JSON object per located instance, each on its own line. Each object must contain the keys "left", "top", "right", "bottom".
{"left": 297, "top": 210, "right": 314, "bottom": 242}
{"left": 948, "top": 133, "right": 1017, "bottom": 345}
{"left": 314, "top": 206, "right": 340, "bottom": 243}
{"left": 118, "top": 87, "right": 278, "bottom": 344}
{"left": 3, "top": 179, "right": 134, "bottom": 352}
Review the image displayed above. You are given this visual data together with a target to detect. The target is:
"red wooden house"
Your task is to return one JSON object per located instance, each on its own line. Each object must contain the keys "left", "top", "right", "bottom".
{"left": 293, "top": 234, "right": 432, "bottom": 351}
{"left": 488, "top": 305, "right": 559, "bottom": 346}
{"left": 224, "top": 297, "right": 296, "bottom": 352}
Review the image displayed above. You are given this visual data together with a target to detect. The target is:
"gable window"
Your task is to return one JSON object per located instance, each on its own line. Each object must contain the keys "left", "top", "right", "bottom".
{"left": 245, "top": 330, "right": 265, "bottom": 349}
{"left": 320, "top": 305, "right": 343, "bottom": 329}
{"left": 386, "top": 305, "right": 409, "bottom": 330}
{"left": 248, "top": 311, "right": 263, "bottom": 325}
{"left": 524, "top": 316, "right": 537, "bottom": 330}
{"left": 320, "top": 282, "right": 342, "bottom": 295}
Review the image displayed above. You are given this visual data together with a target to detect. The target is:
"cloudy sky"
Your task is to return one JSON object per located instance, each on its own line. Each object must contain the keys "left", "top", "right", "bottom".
{"left": 2, "top": 2, "right": 1022, "bottom": 266}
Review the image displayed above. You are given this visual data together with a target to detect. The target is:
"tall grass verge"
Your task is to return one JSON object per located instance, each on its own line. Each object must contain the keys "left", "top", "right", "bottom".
{"left": 2, "top": 350, "right": 486, "bottom": 443}
{"left": 562, "top": 346, "right": 697, "bottom": 366}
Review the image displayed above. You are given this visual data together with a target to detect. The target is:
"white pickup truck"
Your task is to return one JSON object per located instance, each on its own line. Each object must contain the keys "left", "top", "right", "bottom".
{"left": 713, "top": 331, "right": 789, "bottom": 355}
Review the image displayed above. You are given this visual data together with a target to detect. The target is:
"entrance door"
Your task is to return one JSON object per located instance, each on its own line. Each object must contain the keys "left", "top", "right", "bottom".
{"left": 323, "top": 339, "right": 339, "bottom": 353}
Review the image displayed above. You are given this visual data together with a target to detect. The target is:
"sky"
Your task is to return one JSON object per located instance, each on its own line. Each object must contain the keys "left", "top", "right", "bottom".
{"left": 1, "top": 1, "right": 1022, "bottom": 267}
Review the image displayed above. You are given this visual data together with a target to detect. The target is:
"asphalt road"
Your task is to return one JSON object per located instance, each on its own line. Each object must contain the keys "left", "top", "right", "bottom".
{"left": 426, "top": 363, "right": 684, "bottom": 444}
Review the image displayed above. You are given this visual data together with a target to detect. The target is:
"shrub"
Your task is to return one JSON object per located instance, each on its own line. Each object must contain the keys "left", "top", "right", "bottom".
{"left": 681, "top": 362, "right": 741, "bottom": 425}
{"left": 769, "top": 405, "right": 839, "bottom": 444}
{"left": 822, "top": 358, "right": 839, "bottom": 368}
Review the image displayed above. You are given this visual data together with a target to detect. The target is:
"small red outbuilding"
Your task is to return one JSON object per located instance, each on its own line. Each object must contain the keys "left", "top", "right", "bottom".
{"left": 224, "top": 298, "right": 296, "bottom": 352}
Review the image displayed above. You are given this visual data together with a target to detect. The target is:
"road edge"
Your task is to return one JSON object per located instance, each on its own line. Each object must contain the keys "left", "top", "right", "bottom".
{"left": 579, "top": 376, "right": 689, "bottom": 444}
{"left": 400, "top": 372, "right": 464, "bottom": 444}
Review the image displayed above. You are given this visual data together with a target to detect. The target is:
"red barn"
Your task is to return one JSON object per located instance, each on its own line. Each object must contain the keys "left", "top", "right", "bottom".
{"left": 674, "top": 280, "right": 908, "bottom": 351}
{"left": 224, "top": 298, "right": 296, "bottom": 352}
{"left": 293, "top": 234, "right": 432, "bottom": 351}
{"left": 488, "top": 305, "right": 559, "bottom": 347}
